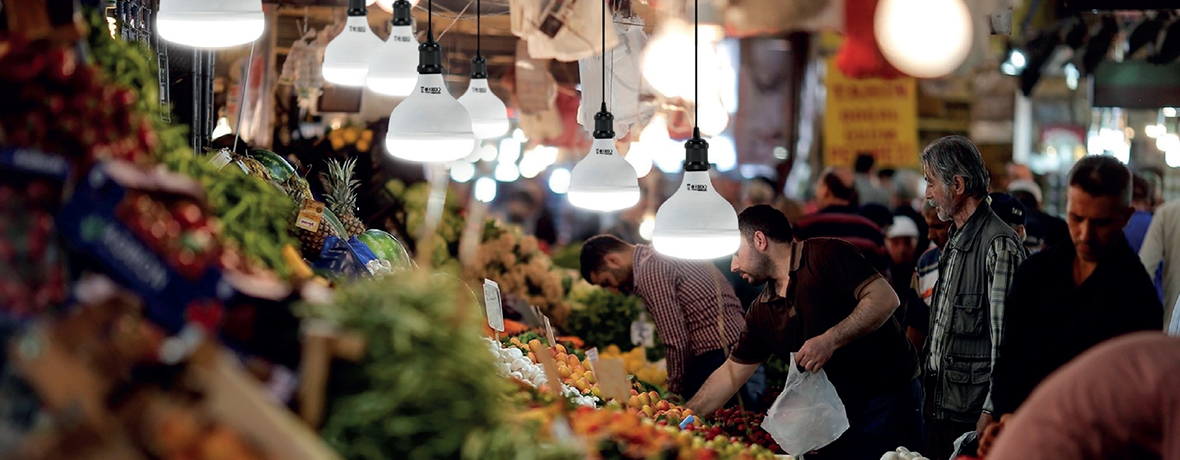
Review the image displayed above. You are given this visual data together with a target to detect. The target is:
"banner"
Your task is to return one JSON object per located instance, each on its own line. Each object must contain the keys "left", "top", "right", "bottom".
{"left": 823, "top": 59, "right": 919, "bottom": 169}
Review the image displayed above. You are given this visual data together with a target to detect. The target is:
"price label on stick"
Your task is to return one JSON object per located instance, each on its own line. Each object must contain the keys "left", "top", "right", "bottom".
{"left": 630, "top": 312, "right": 655, "bottom": 348}
{"left": 585, "top": 347, "right": 599, "bottom": 364}
{"left": 295, "top": 200, "right": 325, "bottom": 232}
{"left": 543, "top": 315, "right": 557, "bottom": 349}
{"left": 535, "top": 346, "right": 565, "bottom": 395}
{"left": 483, "top": 279, "right": 504, "bottom": 332}
{"left": 595, "top": 358, "right": 630, "bottom": 402}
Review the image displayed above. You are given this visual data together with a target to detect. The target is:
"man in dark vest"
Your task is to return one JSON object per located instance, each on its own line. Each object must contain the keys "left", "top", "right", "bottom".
{"left": 920, "top": 136, "right": 1028, "bottom": 460}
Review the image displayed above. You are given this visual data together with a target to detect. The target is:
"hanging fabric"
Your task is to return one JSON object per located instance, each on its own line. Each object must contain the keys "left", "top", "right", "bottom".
{"left": 576, "top": 16, "right": 646, "bottom": 138}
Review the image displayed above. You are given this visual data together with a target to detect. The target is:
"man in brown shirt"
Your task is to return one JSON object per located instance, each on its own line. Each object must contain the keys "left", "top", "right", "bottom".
{"left": 686, "top": 205, "right": 922, "bottom": 459}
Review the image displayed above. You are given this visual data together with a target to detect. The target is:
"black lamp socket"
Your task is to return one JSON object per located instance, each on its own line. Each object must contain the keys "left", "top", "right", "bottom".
{"left": 417, "top": 32, "right": 444, "bottom": 74}
{"left": 470, "top": 55, "right": 488, "bottom": 79}
{"left": 683, "top": 128, "right": 710, "bottom": 172}
{"left": 593, "top": 103, "right": 615, "bottom": 139}
{"left": 347, "top": 0, "right": 367, "bottom": 16}
{"left": 391, "top": 0, "right": 413, "bottom": 26}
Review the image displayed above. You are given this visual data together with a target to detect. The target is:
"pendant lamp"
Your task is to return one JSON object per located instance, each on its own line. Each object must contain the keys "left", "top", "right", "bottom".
{"left": 458, "top": 0, "right": 511, "bottom": 139}
{"left": 385, "top": 0, "right": 477, "bottom": 163}
{"left": 567, "top": 0, "right": 640, "bottom": 212}
{"left": 322, "top": 0, "right": 383, "bottom": 87}
{"left": 366, "top": 0, "right": 419, "bottom": 96}
{"left": 157, "top": 0, "right": 264, "bottom": 48}
{"left": 652, "top": 1, "right": 739, "bottom": 260}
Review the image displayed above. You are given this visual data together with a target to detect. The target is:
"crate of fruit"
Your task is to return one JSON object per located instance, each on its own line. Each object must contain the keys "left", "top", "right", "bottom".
{"left": 56, "top": 161, "right": 232, "bottom": 334}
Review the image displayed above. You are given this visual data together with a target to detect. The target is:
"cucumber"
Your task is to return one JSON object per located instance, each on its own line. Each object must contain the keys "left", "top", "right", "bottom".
{"left": 250, "top": 149, "right": 296, "bottom": 183}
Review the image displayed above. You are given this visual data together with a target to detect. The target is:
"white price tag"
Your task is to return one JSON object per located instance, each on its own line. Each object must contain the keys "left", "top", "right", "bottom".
{"left": 630, "top": 312, "right": 655, "bottom": 348}
{"left": 483, "top": 279, "right": 504, "bottom": 332}
{"left": 585, "top": 347, "right": 599, "bottom": 363}
{"left": 543, "top": 315, "right": 557, "bottom": 349}
{"left": 209, "top": 149, "right": 233, "bottom": 170}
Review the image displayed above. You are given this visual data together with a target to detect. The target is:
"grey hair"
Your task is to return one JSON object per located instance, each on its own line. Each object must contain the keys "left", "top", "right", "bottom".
{"left": 920, "top": 135, "right": 989, "bottom": 199}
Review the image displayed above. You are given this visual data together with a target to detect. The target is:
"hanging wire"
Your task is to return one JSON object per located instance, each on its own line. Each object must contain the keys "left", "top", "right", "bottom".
{"left": 694, "top": 0, "right": 698, "bottom": 129}
{"left": 477, "top": 0, "right": 481, "bottom": 55}
{"left": 436, "top": 0, "right": 469, "bottom": 41}
{"left": 602, "top": 0, "right": 606, "bottom": 110}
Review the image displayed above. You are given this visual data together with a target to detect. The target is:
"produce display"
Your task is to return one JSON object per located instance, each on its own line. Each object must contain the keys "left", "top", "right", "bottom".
{"left": 295, "top": 272, "right": 512, "bottom": 460}
{"left": 599, "top": 345, "right": 668, "bottom": 388}
{"left": 689, "top": 407, "right": 783, "bottom": 454}
{"left": 565, "top": 280, "right": 645, "bottom": 353}
{"left": 0, "top": 149, "right": 69, "bottom": 318}
{"left": 321, "top": 158, "right": 365, "bottom": 238}
{"left": 469, "top": 223, "right": 571, "bottom": 326}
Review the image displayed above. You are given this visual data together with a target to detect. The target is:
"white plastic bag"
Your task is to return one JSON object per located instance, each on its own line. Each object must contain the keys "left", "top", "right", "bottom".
{"left": 760, "top": 353, "right": 850, "bottom": 457}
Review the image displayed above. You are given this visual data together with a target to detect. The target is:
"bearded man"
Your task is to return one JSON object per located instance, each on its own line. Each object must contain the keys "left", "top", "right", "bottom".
{"left": 920, "top": 136, "right": 1028, "bottom": 460}
{"left": 686, "top": 205, "right": 922, "bottom": 459}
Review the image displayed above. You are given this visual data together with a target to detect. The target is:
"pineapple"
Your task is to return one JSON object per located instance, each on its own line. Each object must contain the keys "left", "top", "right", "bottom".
{"left": 289, "top": 177, "right": 338, "bottom": 260}
{"left": 321, "top": 157, "right": 365, "bottom": 238}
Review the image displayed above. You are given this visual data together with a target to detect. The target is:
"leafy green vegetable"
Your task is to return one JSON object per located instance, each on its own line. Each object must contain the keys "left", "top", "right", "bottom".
{"left": 564, "top": 283, "right": 644, "bottom": 352}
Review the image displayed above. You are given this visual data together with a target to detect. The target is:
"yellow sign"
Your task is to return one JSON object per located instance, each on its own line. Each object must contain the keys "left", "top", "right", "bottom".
{"left": 823, "top": 59, "right": 919, "bottom": 169}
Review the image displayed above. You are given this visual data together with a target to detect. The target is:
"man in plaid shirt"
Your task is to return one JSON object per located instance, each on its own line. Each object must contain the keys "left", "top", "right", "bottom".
{"left": 580, "top": 235, "right": 747, "bottom": 398}
{"left": 920, "top": 136, "right": 1027, "bottom": 460}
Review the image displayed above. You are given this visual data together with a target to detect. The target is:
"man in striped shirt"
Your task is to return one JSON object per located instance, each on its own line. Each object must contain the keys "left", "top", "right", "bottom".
{"left": 580, "top": 235, "right": 747, "bottom": 399}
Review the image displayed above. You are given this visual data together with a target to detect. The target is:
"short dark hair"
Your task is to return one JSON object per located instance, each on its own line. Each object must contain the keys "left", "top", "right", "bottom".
{"left": 854, "top": 153, "right": 875, "bottom": 174}
{"left": 1132, "top": 174, "right": 1153, "bottom": 204}
{"left": 1068, "top": 155, "right": 1131, "bottom": 207}
{"left": 878, "top": 168, "right": 896, "bottom": 180}
{"left": 859, "top": 203, "right": 894, "bottom": 229}
{"left": 821, "top": 169, "right": 858, "bottom": 206}
{"left": 1009, "top": 190, "right": 1039, "bottom": 211}
{"left": 738, "top": 205, "right": 794, "bottom": 243}
{"left": 920, "top": 135, "right": 990, "bottom": 200}
{"left": 580, "top": 235, "right": 630, "bottom": 280}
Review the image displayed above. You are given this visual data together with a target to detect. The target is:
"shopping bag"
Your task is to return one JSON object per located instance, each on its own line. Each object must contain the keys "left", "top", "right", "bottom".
{"left": 760, "top": 353, "right": 850, "bottom": 456}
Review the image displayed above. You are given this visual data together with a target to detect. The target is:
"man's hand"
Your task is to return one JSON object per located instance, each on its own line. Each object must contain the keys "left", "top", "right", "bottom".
{"left": 796, "top": 332, "right": 838, "bottom": 373}
{"left": 976, "top": 412, "right": 995, "bottom": 435}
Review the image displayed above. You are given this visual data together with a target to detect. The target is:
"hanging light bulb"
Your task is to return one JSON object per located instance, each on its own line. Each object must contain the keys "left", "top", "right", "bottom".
{"left": 157, "top": 0, "right": 264, "bottom": 48}
{"left": 385, "top": 0, "right": 477, "bottom": 163}
{"left": 366, "top": 0, "right": 419, "bottom": 96}
{"left": 875, "top": 0, "right": 973, "bottom": 78}
{"left": 322, "top": 0, "right": 383, "bottom": 86}
{"left": 458, "top": 0, "right": 511, "bottom": 139}
{"left": 652, "top": 0, "right": 739, "bottom": 260}
{"left": 569, "top": 105, "right": 641, "bottom": 211}
{"left": 653, "top": 129, "right": 740, "bottom": 259}
{"left": 567, "top": 0, "right": 640, "bottom": 212}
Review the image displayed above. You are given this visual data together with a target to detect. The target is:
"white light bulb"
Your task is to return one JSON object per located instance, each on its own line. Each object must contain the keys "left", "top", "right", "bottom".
{"left": 480, "top": 145, "right": 499, "bottom": 162}
{"left": 495, "top": 162, "right": 520, "bottom": 182}
{"left": 1164, "top": 107, "right": 1178, "bottom": 118}
{"left": 323, "top": 16, "right": 384, "bottom": 86}
{"left": 367, "top": 23, "right": 419, "bottom": 96}
{"left": 1010, "top": 50, "right": 1027, "bottom": 69}
{"left": 653, "top": 170, "right": 739, "bottom": 259}
{"left": 568, "top": 138, "right": 641, "bottom": 211}
{"left": 548, "top": 168, "right": 571, "bottom": 194}
{"left": 875, "top": 0, "right": 973, "bottom": 78}
{"left": 450, "top": 161, "right": 475, "bottom": 183}
{"left": 386, "top": 73, "right": 477, "bottom": 162}
{"left": 474, "top": 177, "right": 497, "bottom": 202}
{"left": 1158, "top": 134, "right": 1180, "bottom": 152}
{"left": 1167, "top": 148, "right": 1180, "bottom": 168}
{"left": 157, "top": 0, "right": 264, "bottom": 48}
{"left": 459, "top": 78, "right": 511, "bottom": 139}
{"left": 513, "top": 128, "right": 528, "bottom": 143}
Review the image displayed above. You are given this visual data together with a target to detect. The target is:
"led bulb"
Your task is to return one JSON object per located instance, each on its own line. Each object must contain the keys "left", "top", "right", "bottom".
{"left": 568, "top": 138, "right": 641, "bottom": 211}
{"left": 157, "top": 0, "right": 264, "bottom": 48}
{"left": 323, "top": 16, "right": 384, "bottom": 86}
{"left": 367, "top": 24, "right": 419, "bottom": 96}
{"left": 642, "top": 19, "right": 722, "bottom": 101}
{"left": 875, "top": 0, "right": 973, "bottom": 78}
{"left": 459, "top": 79, "right": 511, "bottom": 139}
{"left": 653, "top": 170, "right": 740, "bottom": 259}
{"left": 386, "top": 73, "right": 477, "bottom": 162}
